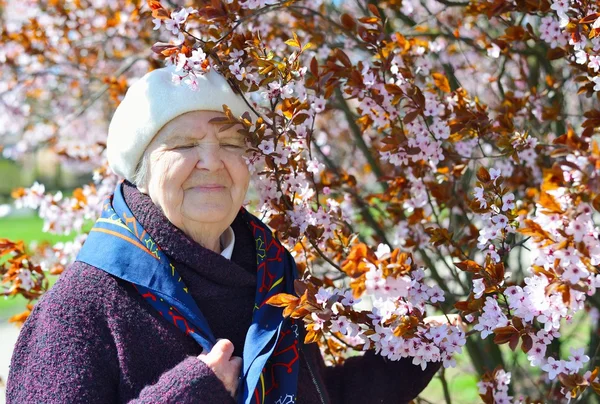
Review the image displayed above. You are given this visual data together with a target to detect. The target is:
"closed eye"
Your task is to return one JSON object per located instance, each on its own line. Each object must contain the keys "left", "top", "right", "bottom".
{"left": 174, "top": 144, "right": 197, "bottom": 150}
{"left": 221, "top": 144, "right": 244, "bottom": 150}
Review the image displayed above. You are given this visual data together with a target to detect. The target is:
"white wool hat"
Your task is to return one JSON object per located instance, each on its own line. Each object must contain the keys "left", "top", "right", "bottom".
{"left": 106, "top": 65, "right": 253, "bottom": 181}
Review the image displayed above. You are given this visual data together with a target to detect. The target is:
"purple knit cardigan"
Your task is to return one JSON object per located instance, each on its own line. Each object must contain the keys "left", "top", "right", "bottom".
{"left": 7, "top": 182, "right": 440, "bottom": 403}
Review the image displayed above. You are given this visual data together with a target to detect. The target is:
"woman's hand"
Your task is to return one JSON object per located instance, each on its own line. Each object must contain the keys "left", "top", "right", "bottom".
{"left": 197, "top": 339, "right": 242, "bottom": 398}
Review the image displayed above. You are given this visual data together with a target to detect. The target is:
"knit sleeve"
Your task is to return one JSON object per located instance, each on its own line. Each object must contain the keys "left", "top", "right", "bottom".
{"left": 313, "top": 344, "right": 441, "bottom": 404}
{"left": 8, "top": 306, "right": 233, "bottom": 404}
{"left": 130, "top": 356, "right": 235, "bottom": 404}
{"left": 6, "top": 265, "right": 234, "bottom": 404}
{"left": 6, "top": 285, "right": 121, "bottom": 403}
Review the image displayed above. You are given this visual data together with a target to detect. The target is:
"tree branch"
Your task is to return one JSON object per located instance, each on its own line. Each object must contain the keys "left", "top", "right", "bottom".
{"left": 334, "top": 88, "right": 385, "bottom": 182}
{"left": 433, "top": 0, "right": 470, "bottom": 6}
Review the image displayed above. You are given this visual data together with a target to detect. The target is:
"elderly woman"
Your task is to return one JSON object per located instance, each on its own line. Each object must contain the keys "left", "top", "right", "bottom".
{"left": 7, "top": 66, "right": 439, "bottom": 404}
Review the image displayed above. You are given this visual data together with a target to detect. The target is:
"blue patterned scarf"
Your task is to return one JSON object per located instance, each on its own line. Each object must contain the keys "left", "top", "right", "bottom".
{"left": 77, "top": 182, "right": 300, "bottom": 404}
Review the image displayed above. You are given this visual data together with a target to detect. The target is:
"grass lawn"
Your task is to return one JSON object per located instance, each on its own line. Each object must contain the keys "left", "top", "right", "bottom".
{"left": 418, "top": 360, "right": 481, "bottom": 403}
{"left": 1, "top": 215, "right": 76, "bottom": 245}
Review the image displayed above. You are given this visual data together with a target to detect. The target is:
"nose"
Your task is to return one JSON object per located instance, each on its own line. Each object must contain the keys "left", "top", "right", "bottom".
{"left": 195, "top": 143, "right": 225, "bottom": 171}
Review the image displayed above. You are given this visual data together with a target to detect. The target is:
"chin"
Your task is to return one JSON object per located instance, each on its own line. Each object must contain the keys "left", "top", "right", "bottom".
{"left": 184, "top": 203, "right": 232, "bottom": 224}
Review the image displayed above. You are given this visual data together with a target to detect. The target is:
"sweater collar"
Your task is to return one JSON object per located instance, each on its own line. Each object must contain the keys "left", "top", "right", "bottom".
{"left": 220, "top": 226, "right": 235, "bottom": 260}
{"left": 121, "top": 181, "right": 256, "bottom": 287}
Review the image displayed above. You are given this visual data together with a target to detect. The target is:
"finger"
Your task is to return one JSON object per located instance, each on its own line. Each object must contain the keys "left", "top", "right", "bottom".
{"left": 229, "top": 356, "right": 242, "bottom": 371}
{"left": 212, "top": 339, "right": 235, "bottom": 359}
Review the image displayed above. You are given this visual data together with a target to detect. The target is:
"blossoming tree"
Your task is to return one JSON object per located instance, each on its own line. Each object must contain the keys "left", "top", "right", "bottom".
{"left": 2, "top": 0, "right": 600, "bottom": 402}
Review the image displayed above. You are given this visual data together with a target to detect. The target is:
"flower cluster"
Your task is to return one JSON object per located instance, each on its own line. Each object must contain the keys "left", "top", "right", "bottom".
{"left": 292, "top": 243, "right": 466, "bottom": 370}
{"left": 152, "top": 6, "right": 197, "bottom": 45}
{"left": 477, "top": 368, "right": 513, "bottom": 404}
{"left": 471, "top": 167, "right": 518, "bottom": 262}
{"left": 12, "top": 163, "right": 118, "bottom": 236}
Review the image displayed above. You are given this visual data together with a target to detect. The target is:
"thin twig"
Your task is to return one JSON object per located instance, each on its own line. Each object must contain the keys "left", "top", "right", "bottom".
{"left": 440, "top": 367, "right": 453, "bottom": 404}
{"left": 433, "top": 0, "right": 469, "bottom": 6}
{"left": 65, "top": 53, "right": 149, "bottom": 124}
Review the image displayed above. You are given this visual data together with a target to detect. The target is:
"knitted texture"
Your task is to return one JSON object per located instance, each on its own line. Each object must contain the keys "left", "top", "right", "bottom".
{"left": 7, "top": 182, "right": 440, "bottom": 403}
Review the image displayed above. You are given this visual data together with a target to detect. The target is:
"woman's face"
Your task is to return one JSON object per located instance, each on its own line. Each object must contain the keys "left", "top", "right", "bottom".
{"left": 138, "top": 110, "right": 249, "bottom": 237}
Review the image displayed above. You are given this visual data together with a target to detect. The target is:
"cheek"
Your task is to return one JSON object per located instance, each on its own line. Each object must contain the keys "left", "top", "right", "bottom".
{"left": 230, "top": 157, "right": 250, "bottom": 192}
{"left": 159, "top": 153, "right": 196, "bottom": 185}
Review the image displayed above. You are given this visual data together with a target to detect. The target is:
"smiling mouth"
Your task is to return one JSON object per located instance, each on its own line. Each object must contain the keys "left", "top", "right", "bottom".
{"left": 192, "top": 184, "right": 226, "bottom": 191}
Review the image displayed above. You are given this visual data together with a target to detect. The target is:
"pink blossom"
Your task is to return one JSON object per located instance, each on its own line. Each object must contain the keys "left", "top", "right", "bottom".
{"left": 188, "top": 49, "right": 206, "bottom": 72}
{"left": 330, "top": 315, "right": 359, "bottom": 337}
{"left": 588, "top": 55, "right": 600, "bottom": 72}
{"left": 340, "top": 290, "right": 361, "bottom": 306}
{"left": 315, "top": 287, "right": 333, "bottom": 306}
{"left": 489, "top": 167, "right": 501, "bottom": 184}
{"left": 306, "top": 158, "right": 324, "bottom": 174}
{"left": 310, "top": 313, "right": 326, "bottom": 331}
{"left": 473, "top": 186, "right": 486, "bottom": 208}
{"left": 430, "top": 118, "right": 450, "bottom": 139}
{"left": 565, "top": 347, "right": 589, "bottom": 373}
{"left": 501, "top": 193, "right": 515, "bottom": 211}
{"left": 593, "top": 76, "right": 600, "bottom": 92}
{"left": 473, "top": 297, "right": 509, "bottom": 339}
{"left": 311, "top": 95, "right": 326, "bottom": 113}
{"left": 229, "top": 61, "right": 246, "bottom": 81}
{"left": 487, "top": 43, "right": 501, "bottom": 58}
{"left": 258, "top": 139, "right": 275, "bottom": 154}
{"left": 550, "top": 0, "right": 570, "bottom": 26}
{"left": 473, "top": 278, "right": 485, "bottom": 299}
{"left": 574, "top": 50, "right": 588, "bottom": 65}
{"left": 527, "top": 340, "right": 548, "bottom": 366}
{"left": 542, "top": 357, "right": 565, "bottom": 380}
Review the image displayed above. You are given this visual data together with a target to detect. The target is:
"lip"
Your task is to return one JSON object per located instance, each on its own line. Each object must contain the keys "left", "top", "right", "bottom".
{"left": 191, "top": 184, "right": 226, "bottom": 191}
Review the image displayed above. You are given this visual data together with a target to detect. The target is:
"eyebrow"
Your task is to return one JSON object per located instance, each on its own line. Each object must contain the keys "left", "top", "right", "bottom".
{"left": 167, "top": 134, "right": 197, "bottom": 144}
{"left": 165, "top": 132, "right": 244, "bottom": 145}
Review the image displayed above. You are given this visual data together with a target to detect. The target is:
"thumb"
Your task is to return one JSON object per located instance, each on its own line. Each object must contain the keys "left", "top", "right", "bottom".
{"left": 197, "top": 344, "right": 210, "bottom": 358}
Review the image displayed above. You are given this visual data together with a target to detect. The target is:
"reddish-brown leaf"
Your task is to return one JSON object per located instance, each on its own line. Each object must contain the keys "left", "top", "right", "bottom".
{"left": 493, "top": 325, "right": 519, "bottom": 345}
{"left": 147, "top": 0, "right": 164, "bottom": 10}
{"left": 539, "top": 191, "right": 564, "bottom": 214}
{"left": 340, "top": 13, "right": 356, "bottom": 31}
{"left": 266, "top": 293, "right": 299, "bottom": 307}
{"left": 521, "top": 334, "right": 533, "bottom": 353}
{"left": 547, "top": 47, "right": 567, "bottom": 60}
{"left": 455, "top": 260, "right": 483, "bottom": 273}
{"left": 367, "top": 4, "right": 381, "bottom": 18}
{"left": 592, "top": 195, "right": 600, "bottom": 213}
{"left": 310, "top": 56, "right": 319, "bottom": 77}
{"left": 477, "top": 166, "right": 491, "bottom": 183}
{"left": 518, "top": 219, "right": 553, "bottom": 243}
{"left": 432, "top": 73, "right": 451, "bottom": 93}
{"left": 580, "top": 13, "right": 600, "bottom": 24}
{"left": 334, "top": 48, "right": 351, "bottom": 68}
{"left": 403, "top": 109, "right": 420, "bottom": 124}
{"left": 304, "top": 329, "right": 321, "bottom": 344}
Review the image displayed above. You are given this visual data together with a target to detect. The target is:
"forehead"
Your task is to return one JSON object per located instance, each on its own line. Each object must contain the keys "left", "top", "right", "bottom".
{"left": 155, "top": 110, "right": 244, "bottom": 143}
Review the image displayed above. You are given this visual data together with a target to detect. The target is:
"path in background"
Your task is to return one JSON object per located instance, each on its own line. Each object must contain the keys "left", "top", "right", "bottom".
{"left": 0, "top": 323, "right": 19, "bottom": 404}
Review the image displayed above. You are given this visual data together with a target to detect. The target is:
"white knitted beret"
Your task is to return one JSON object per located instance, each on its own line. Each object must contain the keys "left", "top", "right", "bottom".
{"left": 106, "top": 65, "right": 253, "bottom": 181}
